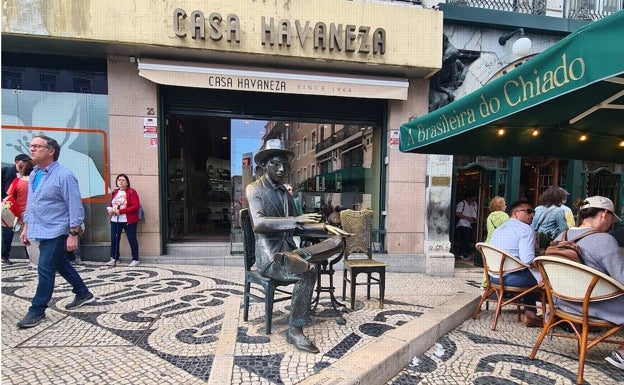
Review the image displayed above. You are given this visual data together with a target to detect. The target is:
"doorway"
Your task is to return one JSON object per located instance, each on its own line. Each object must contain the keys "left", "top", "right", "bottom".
{"left": 165, "top": 115, "right": 238, "bottom": 242}
{"left": 160, "top": 86, "right": 386, "bottom": 254}
{"left": 453, "top": 166, "right": 502, "bottom": 248}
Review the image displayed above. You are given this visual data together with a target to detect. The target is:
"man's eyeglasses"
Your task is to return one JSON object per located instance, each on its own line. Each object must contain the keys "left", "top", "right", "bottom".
{"left": 516, "top": 208, "right": 535, "bottom": 214}
{"left": 29, "top": 143, "right": 49, "bottom": 150}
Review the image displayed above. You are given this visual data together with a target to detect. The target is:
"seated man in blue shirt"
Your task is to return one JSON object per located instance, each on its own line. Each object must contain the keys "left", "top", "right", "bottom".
{"left": 489, "top": 200, "right": 542, "bottom": 327}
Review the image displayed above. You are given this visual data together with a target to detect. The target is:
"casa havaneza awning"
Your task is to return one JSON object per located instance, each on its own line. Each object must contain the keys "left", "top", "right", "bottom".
{"left": 399, "top": 10, "right": 624, "bottom": 163}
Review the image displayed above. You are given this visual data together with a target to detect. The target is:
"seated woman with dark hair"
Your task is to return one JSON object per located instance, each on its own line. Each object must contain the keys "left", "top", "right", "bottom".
{"left": 531, "top": 186, "right": 569, "bottom": 241}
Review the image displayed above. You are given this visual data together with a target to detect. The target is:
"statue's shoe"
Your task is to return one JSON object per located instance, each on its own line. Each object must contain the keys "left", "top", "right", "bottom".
{"left": 286, "top": 330, "right": 320, "bottom": 354}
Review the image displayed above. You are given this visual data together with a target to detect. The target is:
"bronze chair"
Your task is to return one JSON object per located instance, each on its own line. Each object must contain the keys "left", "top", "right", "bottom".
{"left": 529, "top": 256, "right": 624, "bottom": 385}
{"left": 473, "top": 242, "right": 545, "bottom": 330}
{"left": 240, "top": 208, "right": 293, "bottom": 334}
{"left": 340, "top": 209, "right": 387, "bottom": 309}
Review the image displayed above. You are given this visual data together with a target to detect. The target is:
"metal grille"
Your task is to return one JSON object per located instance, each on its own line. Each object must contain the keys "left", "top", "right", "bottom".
{"left": 447, "top": 0, "right": 540, "bottom": 14}
{"left": 447, "top": 0, "right": 621, "bottom": 19}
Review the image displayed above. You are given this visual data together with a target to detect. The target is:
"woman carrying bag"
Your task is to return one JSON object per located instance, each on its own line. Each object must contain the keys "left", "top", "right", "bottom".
{"left": 9, "top": 160, "right": 40, "bottom": 270}
{"left": 106, "top": 174, "right": 141, "bottom": 267}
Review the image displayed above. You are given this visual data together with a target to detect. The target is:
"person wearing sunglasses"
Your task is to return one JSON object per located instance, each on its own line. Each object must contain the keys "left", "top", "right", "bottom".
{"left": 489, "top": 200, "right": 542, "bottom": 327}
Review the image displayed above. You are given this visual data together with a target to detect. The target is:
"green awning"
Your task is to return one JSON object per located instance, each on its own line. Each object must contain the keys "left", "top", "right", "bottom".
{"left": 399, "top": 11, "right": 624, "bottom": 163}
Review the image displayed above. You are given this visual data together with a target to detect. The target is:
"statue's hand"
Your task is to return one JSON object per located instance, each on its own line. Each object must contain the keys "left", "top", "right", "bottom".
{"left": 326, "top": 225, "right": 352, "bottom": 236}
{"left": 296, "top": 213, "right": 322, "bottom": 224}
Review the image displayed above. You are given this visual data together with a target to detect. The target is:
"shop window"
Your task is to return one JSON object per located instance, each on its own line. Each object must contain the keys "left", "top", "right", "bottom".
{"left": 2, "top": 71, "right": 22, "bottom": 89}
{"left": 163, "top": 116, "right": 382, "bottom": 244}
{"left": 73, "top": 78, "right": 92, "bottom": 93}
{"left": 39, "top": 74, "right": 57, "bottom": 91}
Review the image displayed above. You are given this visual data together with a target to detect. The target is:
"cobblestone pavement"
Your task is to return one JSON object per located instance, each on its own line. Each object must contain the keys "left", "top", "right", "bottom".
{"left": 1, "top": 260, "right": 478, "bottom": 384}
{"left": 388, "top": 290, "right": 624, "bottom": 385}
{"left": 2, "top": 261, "right": 622, "bottom": 384}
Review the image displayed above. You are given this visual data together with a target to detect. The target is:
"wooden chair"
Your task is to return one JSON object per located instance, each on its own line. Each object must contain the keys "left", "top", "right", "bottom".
{"left": 340, "top": 209, "right": 387, "bottom": 309}
{"left": 529, "top": 256, "right": 624, "bottom": 385}
{"left": 473, "top": 242, "right": 544, "bottom": 330}
{"left": 240, "top": 208, "right": 294, "bottom": 334}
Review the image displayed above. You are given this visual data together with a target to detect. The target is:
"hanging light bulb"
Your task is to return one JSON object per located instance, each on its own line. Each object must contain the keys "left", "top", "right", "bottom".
{"left": 531, "top": 129, "right": 540, "bottom": 137}
{"left": 497, "top": 128, "right": 505, "bottom": 136}
{"left": 619, "top": 139, "right": 624, "bottom": 147}
{"left": 579, "top": 133, "right": 588, "bottom": 142}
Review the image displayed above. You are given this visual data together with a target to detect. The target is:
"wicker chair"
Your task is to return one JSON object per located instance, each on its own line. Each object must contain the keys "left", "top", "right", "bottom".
{"left": 529, "top": 256, "right": 624, "bottom": 385}
{"left": 473, "top": 242, "right": 544, "bottom": 330}
{"left": 340, "top": 209, "right": 387, "bottom": 309}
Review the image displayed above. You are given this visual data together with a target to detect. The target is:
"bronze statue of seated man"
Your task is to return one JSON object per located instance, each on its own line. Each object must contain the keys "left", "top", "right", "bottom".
{"left": 246, "top": 139, "right": 349, "bottom": 354}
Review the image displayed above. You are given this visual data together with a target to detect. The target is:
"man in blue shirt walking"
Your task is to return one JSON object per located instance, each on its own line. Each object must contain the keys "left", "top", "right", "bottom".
{"left": 17, "top": 135, "right": 94, "bottom": 328}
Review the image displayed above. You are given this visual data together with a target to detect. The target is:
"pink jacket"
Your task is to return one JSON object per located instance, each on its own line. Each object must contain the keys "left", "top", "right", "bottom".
{"left": 110, "top": 187, "right": 141, "bottom": 224}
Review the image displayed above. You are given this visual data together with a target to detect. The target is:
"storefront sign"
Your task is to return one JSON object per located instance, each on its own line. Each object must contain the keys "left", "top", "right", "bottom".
{"left": 431, "top": 176, "right": 450, "bottom": 186}
{"left": 138, "top": 58, "right": 408, "bottom": 99}
{"left": 173, "top": 9, "right": 386, "bottom": 55}
{"left": 2, "top": 0, "right": 442, "bottom": 71}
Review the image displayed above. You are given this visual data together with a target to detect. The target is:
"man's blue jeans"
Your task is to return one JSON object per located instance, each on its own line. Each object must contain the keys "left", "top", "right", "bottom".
{"left": 490, "top": 268, "right": 538, "bottom": 309}
{"left": 28, "top": 235, "right": 90, "bottom": 317}
{"left": 1, "top": 226, "right": 14, "bottom": 258}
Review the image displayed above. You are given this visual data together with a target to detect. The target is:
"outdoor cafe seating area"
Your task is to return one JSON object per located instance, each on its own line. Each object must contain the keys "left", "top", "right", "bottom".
{"left": 472, "top": 245, "right": 624, "bottom": 385}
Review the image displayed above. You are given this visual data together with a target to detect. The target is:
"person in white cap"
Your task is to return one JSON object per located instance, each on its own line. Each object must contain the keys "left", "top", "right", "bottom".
{"left": 246, "top": 139, "right": 349, "bottom": 354}
{"left": 553, "top": 196, "right": 624, "bottom": 370}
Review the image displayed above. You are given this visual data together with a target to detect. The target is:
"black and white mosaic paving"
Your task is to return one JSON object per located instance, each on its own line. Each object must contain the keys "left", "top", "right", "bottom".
{"left": 1, "top": 262, "right": 446, "bottom": 385}
{"left": 6, "top": 262, "right": 619, "bottom": 384}
{"left": 388, "top": 310, "right": 624, "bottom": 385}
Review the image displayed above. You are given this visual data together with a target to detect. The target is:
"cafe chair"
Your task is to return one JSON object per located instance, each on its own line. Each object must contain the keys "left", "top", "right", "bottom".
{"left": 240, "top": 208, "right": 294, "bottom": 334}
{"left": 340, "top": 209, "right": 387, "bottom": 309}
{"left": 529, "top": 256, "right": 624, "bottom": 385}
{"left": 473, "top": 242, "right": 544, "bottom": 330}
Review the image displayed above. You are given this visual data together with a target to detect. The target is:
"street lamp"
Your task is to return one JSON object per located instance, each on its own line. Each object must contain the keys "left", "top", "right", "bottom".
{"left": 499, "top": 28, "right": 532, "bottom": 56}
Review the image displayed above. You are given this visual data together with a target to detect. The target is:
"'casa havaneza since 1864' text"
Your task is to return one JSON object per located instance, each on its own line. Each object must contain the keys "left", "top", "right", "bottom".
{"left": 205, "top": 76, "right": 287, "bottom": 91}
{"left": 173, "top": 9, "right": 387, "bottom": 55}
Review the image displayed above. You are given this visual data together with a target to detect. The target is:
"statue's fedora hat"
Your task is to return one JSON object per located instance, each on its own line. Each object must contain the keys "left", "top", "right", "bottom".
{"left": 254, "top": 139, "right": 295, "bottom": 165}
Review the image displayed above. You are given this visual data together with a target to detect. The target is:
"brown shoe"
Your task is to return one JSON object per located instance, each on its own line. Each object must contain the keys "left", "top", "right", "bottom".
{"left": 522, "top": 314, "right": 543, "bottom": 328}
